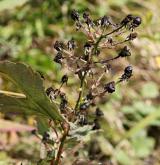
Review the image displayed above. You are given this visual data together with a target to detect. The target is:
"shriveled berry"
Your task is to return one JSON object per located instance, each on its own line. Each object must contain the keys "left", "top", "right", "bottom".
{"left": 92, "top": 119, "right": 101, "bottom": 130}
{"left": 61, "top": 74, "right": 68, "bottom": 84}
{"left": 53, "top": 41, "right": 63, "bottom": 51}
{"left": 119, "top": 46, "right": 131, "bottom": 57}
{"left": 86, "top": 92, "right": 94, "bottom": 100}
{"left": 127, "top": 32, "right": 137, "bottom": 40}
{"left": 79, "top": 116, "right": 88, "bottom": 126}
{"left": 42, "top": 131, "right": 50, "bottom": 141}
{"left": 85, "top": 17, "right": 94, "bottom": 28}
{"left": 104, "top": 81, "right": 115, "bottom": 93}
{"left": 83, "top": 12, "right": 89, "bottom": 19}
{"left": 95, "top": 108, "right": 104, "bottom": 117}
{"left": 80, "top": 102, "right": 89, "bottom": 111}
{"left": 121, "top": 14, "right": 133, "bottom": 25}
{"left": 46, "top": 87, "right": 54, "bottom": 96}
{"left": 71, "top": 9, "right": 79, "bottom": 21}
{"left": 60, "top": 92, "right": 66, "bottom": 100}
{"left": 101, "top": 16, "right": 110, "bottom": 27}
{"left": 60, "top": 99, "right": 68, "bottom": 111}
{"left": 54, "top": 52, "right": 63, "bottom": 64}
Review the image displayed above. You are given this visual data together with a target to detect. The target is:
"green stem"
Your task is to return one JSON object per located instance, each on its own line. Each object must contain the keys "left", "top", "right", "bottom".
{"left": 74, "top": 71, "right": 87, "bottom": 111}
{"left": 94, "top": 25, "right": 124, "bottom": 51}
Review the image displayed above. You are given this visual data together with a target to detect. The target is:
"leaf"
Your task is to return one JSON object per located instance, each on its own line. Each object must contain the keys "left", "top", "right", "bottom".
{"left": 37, "top": 118, "right": 49, "bottom": 135}
{"left": 131, "top": 132, "right": 154, "bottom": 158}
{"left": 141, "top": 82, "right": 159, "bottom": 98}
{"left": 0, "top": 61, "right": 62, "bottom": 121}
{"left": 124, "top": 106, "right": 160, "bottom": 138}
{"left": 115, "top": 149, "right": 132, "bottom": 165}
{"left": 0, "top": 0, "right": 29, "bottom": 12}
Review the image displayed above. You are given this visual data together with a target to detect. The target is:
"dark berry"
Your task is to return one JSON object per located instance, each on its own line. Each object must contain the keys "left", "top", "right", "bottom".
{"left": 71, "top": 10, "right": 79, "bottom": 21}
{"left": 86, "top": 92, "right": 94, "bottom": 100}
{"left": 31, "top": 129, "right": 37, "bottom": 135}
{"left": 83, "top": 12, "right": 89, "bottom": 19}
{"left": 86, "top": 18, "right": 94, "bottom": 28}
{"left": 92, "top": 119, "right": 101, "bottom": 130}
{"left": 60, "top": 92, "right": 66, "bottom": 100}
{"left": 104, "top": 81, "right": 115, "bottom": 93}
{"left": 101, "top": 16, "right": 110, "bottom": 27}
{"left": 46, "top": 87, "right": 54, "bottom": 96}
{"left": 132, "top": 16, "right": 142, "bottom": 27}
{"left": 53, "top": 41, "right": 63, "bottom": 51}
{"left": 95, "top": 108, "right": 104, "bottom": 117}
{"left": 54, "top": 52, "right": 63, "bottom": 64}
{"left": 60, "top": 99, "right": 68, "bottom": 111}
{"left": 79, "top": 102, "right": 89, "bottom": 111}
{"left": 79, "top": 116, "right": 88, "bottom": 126}
{"left": 42, "top": 132, "right": 50, "bottom": 141}
{"left": 127, "top": 32, "right": 137, "bottom": 40}
{"left": 124, "top": 65, "right": 133, "bottom": 75}
{"left": 119, "top": 46, "right": 131, "bottom": 57}
{"left": 61, "top": 74, "right": 68, "bottom": 84}
{"left": 121, "top": 14, "right": 133, "bottom": 25}
{"left": 119, "top": 65, "right": 133, "bottom": 82}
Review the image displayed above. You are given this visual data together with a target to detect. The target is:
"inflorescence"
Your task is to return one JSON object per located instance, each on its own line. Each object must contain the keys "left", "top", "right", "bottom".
{"left": 47, "top": 10, "right": 141, "bottom": 130}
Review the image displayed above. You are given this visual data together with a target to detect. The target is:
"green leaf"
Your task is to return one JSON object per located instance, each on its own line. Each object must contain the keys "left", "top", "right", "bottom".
{"left": 132, "top": 133, "right": 154, "bottom": 158}
{"left": 37, "top": 118, "right": 50, "bottom": 135}
{"left": 0, "top": 61, "right": 62, "bottom": 121}
{"left": 141, "top": 82, "right": 159, "bottom": 98}
{"left": 115, "top": 149, "right": 132, "bottom": 165}
{"left": 124, "top": 106, "right": 160, "bottom": 138}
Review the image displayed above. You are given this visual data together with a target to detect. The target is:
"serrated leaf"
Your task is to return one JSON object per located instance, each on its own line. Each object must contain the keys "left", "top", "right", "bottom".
{"left": 0, "top": 61, "right": 62, "bottom": 121}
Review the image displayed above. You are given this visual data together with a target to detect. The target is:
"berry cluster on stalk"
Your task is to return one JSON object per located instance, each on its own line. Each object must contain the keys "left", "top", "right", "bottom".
{"left": 40, "top": 10, "right": 141, "bottom": 164}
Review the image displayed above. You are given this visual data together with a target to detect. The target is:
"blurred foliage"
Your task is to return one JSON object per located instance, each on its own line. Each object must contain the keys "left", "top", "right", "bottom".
{"left": 0, "top": 0, "right": 160, "bottom": 164}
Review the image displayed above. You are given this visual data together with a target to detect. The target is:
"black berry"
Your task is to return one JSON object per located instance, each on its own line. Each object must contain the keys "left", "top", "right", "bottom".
{"left": 119, "top": 46, "right": 131, "bottom": 57}
{"left": 95, "top": 108, "right": 104, "bottom": 117}
{"left": 104, "top": 81, "right": 115, "bottom": 93}
{"left": 61, "top": 74, "right": 68, "bottom": 84}
{"left": 71, "top": 10, "right": 79, "bottom": 21}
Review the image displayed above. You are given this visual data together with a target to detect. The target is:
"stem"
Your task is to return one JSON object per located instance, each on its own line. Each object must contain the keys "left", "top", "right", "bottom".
{"left": 94, "top": 25, "right": 124, "bottom": 51}
{"left": 74, "top": 71, "right": 87, "bottom": 111}
{"left": 54, "top": 122, "right": 70, "bottom": 165}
